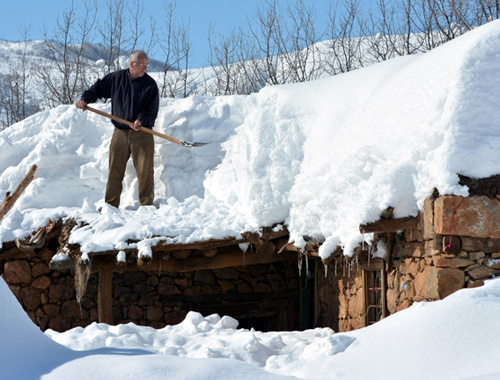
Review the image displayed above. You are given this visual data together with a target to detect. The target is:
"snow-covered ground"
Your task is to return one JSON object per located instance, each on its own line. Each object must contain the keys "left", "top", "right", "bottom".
{"left": 2, "top": 15, "right": 500, "bottom": 380}
{"left": 2, "top": 274, "right": 500, "bottom": 379}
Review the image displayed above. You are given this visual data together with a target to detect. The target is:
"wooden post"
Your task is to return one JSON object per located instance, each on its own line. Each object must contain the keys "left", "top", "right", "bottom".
{"left": 98, "top": 268, "right": 113, "bottom": 324}
{"left": 0, "top": 164, "right": 37, "bottom": 221}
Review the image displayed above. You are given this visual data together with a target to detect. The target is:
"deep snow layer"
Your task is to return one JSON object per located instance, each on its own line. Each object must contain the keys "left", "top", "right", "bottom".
{"left": 2, "top": 274, "right": 500, "bottom": 379}
{"left": 2, "top": 21, "right": 500, "bottom": 258}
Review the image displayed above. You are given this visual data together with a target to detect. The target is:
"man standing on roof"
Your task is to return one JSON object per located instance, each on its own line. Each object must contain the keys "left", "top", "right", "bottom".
{"left": 76, "top": 50, "right": 160, "bottom": 209}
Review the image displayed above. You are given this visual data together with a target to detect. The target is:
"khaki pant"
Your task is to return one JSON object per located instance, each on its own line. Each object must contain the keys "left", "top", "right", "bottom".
{"left": 105, "top": 128, "right": 154, "bottom": 208}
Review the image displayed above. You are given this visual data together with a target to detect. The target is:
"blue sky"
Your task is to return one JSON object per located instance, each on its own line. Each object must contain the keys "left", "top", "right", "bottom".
{"left": 1, "top": 0, "right": 371, "bottom": 68}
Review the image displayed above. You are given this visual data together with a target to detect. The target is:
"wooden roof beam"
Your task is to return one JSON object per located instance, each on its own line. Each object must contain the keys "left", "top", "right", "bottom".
{"left": 359, "top": 216, "right": 418, "bottom": 234}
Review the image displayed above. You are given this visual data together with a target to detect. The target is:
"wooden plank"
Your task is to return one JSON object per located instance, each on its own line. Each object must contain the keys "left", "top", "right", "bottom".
{"left": 93, "top": 248, "right": 297, "bottom": 273}
{"left": 90, "top": 237, "right": 250, "bottom": 258}
{"left": 0, "top": 164, "right": 37, "bottom": 221}
{"left": 359, "top": 216, "right": 418, "bottom": 234}
{"left": 98, "top": 268, "right": 113, "bottom": 324}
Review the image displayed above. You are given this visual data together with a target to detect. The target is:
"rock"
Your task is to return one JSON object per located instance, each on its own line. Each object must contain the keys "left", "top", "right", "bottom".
{"left": 21, "top": 287, "right": 40, "bottom": 310}
{"left": 32, "top": 262, "right": 50, "bottom": 278}
{"left": 32, "top": 276, "right": 51, "bottom": 290}
{"left": 193, "top": 270, "right": 217, "bottom": 285}
{"left": 158, "top": 282, "right": 181, "bottom": 295}
{"left": 432, "top": 256, "right": 474, "bottom": 268}
{"left": 436, "top": 267, "right": 465, "bottom": 298}
{"left": 435, "top": 196, "right": 500, "bottom": 238}
{"left": 469, "top": 251, "right": 486, "bottom": 261}
{"left": 49, "top": 283, "right": 74, "bottom": 300}
{"left": 61, "top": 300, "right": 84, "bottom": 319}
{"left": 43, "top": 304, "right": 61, "bottom": 317}
{"left": 468, "top": 266, "right": 500, "bottom": 280}
{"left": 254, "top": 283, "right": 272, "bottom": 292}
{"left": 146, "top": 306, "right": 164, "bottom": 321}
{"left": 3, "top": 260, "right": 31, "bottom": 284}
{"left": 128, "top": 305, "right": 144, "bottom": 320}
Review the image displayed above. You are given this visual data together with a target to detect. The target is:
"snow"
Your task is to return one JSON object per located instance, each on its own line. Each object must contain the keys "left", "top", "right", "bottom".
{"left": 3, "top": 21, "right": 500, "bottom": 258}
{"left": 2, "top": 273, "right": 500, "bottom": 379}
{"left": 2, "top": 17, "right": 500, "bottom": 380}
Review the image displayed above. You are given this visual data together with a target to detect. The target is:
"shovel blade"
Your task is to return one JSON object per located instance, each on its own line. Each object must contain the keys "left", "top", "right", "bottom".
{"left": 181, "top": 141, "right": 210, "bottom": 148}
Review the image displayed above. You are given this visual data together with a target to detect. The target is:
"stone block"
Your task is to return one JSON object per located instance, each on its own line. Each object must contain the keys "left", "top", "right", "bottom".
{"left": 61, "top": 300, "right": 85, "bottom": 319}
{"left": 21, "top": 287, "right": 40, "bottom": 310}
{"left": 32, "top": 262, "right": 50, "bottom": 278}
{"left": 468, "top": 266, "right": 500, "bottom": 280}
{"left": 435, "top": 196, "right": 500, "bottom": 238}
{"left": 43, "top": 304, "right": 61, "bottom": 317}
{"left": 422, "top": 199, "right": 435, "bottom": 240}
{"left": 469, "top": 251, "right": 486, "bottom": 261}
{"left": 128, "top": 305, "right": 144, "bottom": 320}
{"left": 436, "top": 267, "right": 465, "bottom": 298}
{"left": 414, "top": 266, "right": 439, "bottom": 300}
{"left": 49, "top": 283, "right": 74, "bottom": 300}
{"left": 432, "top": 256, "right": 474, "bottom": 268}
{"left": 3, "top": 260, "right": 31, "bottom": 284}
{"left": 146, "top": 306, "right": 164, "bottom": 321}
{"left": 32, "top": 276, "right": 51, "bottom": 290}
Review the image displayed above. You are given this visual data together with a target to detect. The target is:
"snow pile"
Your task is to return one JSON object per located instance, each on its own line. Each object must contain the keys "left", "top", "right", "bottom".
{"left": 1, "top": 274, "right": 500, "bottom": 379}
{"left": 2, "top": 21, "right": 500, "bottom": 259}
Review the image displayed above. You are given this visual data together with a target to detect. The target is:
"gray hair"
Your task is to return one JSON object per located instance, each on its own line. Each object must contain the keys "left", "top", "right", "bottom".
{"left": 130, "top": 50, "right": 148, "bottom": 63}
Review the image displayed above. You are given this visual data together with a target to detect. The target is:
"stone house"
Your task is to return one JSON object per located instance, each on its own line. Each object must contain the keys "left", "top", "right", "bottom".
{"left": 1, "top": 174, "right": 499, "bottom": 333}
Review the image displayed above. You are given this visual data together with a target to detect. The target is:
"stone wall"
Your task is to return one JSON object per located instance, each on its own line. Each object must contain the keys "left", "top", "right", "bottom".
{"left": 315, "top": 195, "right": 500, "bottom": 332}
{"left": 1, "top": 242, "right": 300, "bottom": 332}
{"left": 387, "top": 196, "right": 500, "bottom": 313}
{"left": 315, "top": 259, "right": 365, "bottom": 332}
{"left": 2, "top": 247, "right": 96, "bottom": 331}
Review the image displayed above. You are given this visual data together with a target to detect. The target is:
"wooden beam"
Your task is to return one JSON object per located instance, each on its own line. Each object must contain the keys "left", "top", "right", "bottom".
{"left": 0, "top": 164, "right": 37, "bottom": 221}
{"left": 92, "top": 248, "right": 297, "bottom": 273}
{"left": 98, "top": 268, "right": 113, "bottom": 324}
{"left": 359, "top": 216, "right": 418, "bottom": 234}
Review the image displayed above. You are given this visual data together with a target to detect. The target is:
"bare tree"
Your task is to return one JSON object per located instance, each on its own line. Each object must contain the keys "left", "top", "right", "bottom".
{"left": 324, "top": 0, "right": 365, "bottom": 75}
{"left": 158, "top": 1, "right": 195, "bottom": 98}
{"left": 279, "top": 0, "right": 322, "bottom": 82}
{"left": 474, "top": 0, "right": 500, "bottom": 23}
{"left": 247, "top": 0, "right": 288, "bottom": 85}
{"left": 208, "top": 26, "right": 246, "bottom": 95}
{"left": 99, "top": 0, "right": 128, "bottom": 73}
{"left": 0, "top": 25, "right": 40, "bottom": 129}
{"left": 36, "top": 1, "right": 98, "bottom": 107}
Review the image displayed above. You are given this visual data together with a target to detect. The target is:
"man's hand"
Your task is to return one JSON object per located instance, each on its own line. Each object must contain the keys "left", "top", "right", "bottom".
{"left": 132, "top": 119, "right": 142, "bottom": 131}
{"left": 75, "top": 99, "right": 88, "bottom": 110}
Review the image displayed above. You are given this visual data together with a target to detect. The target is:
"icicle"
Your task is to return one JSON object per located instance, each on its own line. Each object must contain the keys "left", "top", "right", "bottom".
{"left": 362, "top": 234, "right": 365, "bottom": 250}
{"left": 305, "top": 255, "right": 309, "bottom": 274}
{"left": 298, "top": 255, "right": 303, "bottom": 276}
{"left": 324, "top": 262, "right": 328, "bottom": 278}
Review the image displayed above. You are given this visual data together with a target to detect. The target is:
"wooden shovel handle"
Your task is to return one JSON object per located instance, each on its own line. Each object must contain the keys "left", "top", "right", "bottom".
{"left": 84, "top": 106, "right": 182, "bottom": 145}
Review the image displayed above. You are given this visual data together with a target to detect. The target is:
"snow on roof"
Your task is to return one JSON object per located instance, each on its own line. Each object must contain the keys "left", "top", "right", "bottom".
{"left": 2, "top": 20, "right": 500, "bottom": 259}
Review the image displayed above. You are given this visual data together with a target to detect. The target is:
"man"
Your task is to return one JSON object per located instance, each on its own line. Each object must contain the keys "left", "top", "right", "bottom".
{"left": 76, "top": 50, "right": 160, "bottom": 209}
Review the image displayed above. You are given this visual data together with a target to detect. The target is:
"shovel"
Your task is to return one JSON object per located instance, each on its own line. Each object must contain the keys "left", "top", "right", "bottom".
{"left": 84, "top": 106, "right": 209, "bottom": 148}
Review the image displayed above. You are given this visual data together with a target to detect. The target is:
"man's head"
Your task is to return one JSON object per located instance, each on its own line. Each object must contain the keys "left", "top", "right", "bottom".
{"left": 129, "top": 50, "right": 149, "bottom": 78}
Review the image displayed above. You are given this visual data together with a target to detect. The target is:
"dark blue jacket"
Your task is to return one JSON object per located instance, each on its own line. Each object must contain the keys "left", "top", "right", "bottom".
{"left": 81, "top": 69, "right": 159, "bottom": 130}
